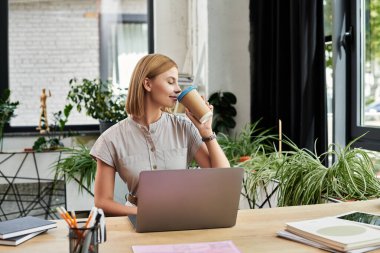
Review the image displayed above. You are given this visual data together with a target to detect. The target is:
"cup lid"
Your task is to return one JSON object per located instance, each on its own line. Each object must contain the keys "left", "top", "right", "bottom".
{"left": 177, "top": 86, "right": 196, "bottom": 102}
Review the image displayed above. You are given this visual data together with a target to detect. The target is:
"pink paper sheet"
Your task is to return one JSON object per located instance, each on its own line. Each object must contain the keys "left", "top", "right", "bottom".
{"left": 132, "top": 240, "right": 241, "bottom": 253}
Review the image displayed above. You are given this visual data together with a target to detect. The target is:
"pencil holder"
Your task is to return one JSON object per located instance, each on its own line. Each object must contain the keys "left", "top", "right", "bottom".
{"left": 69, "top": 221, "right": 99, "bottom": 253}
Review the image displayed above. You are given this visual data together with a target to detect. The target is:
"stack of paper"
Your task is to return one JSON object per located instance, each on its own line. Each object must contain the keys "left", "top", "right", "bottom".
{"left": 0, "top": 216, "right": 56, "bottom": 246}
{"left": 278, "top": 216, "right": 380, "bottom": 252}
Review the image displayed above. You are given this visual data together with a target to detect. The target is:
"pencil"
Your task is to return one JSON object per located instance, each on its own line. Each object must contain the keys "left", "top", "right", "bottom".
{"left": 60, "top": 206, "right": 76, "bottom": 228}
{"left": 56, "top": 207, "right": 73, "bottom": 228}
{"left": 74, "top": 209, "right": 95, "bottom": 253}
{"left": 71, "top": 210, "right": 77, "bottom": 228}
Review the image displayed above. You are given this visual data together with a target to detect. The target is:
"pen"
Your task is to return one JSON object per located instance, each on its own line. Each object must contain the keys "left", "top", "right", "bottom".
{"left": 84, "top": 212, "right": 93, "bottom": 229}
{"left": 74, "top": 208, "right": 96, "bottom": 253}
{"left": 81, "top": 213, "right": 102, "bottom": 253}
{"left": 85, "top": 207, "right": 98, "bottom": 228}
{"left": 97, "top": 208, "right": 106, "bottom": 243}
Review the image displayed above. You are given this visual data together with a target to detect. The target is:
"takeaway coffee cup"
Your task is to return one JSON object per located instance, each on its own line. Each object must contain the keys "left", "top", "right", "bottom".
{"left": 177, "top": 86, "right": 213, "bottom": 124}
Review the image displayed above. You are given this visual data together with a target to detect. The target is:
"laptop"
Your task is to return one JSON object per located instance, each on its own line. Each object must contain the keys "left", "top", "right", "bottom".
{"left": 128, "top": 167, "right": 244, "bottom": 233}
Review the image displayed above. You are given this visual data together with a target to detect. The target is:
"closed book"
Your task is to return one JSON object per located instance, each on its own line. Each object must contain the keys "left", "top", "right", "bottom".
{"left": 285, "top": 217, "right": 380, "bottom": 252}
{"left": 0, "top": 230, "right": 46, "bottom": 246}
{"left": 277, "top": 230, "right": 380, "bottom": 253}
{"left": 0, "top": 216, "right": 56, "bottom": 239}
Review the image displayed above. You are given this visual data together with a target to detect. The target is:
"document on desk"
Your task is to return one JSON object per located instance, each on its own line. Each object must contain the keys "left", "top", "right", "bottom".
{"left": 132, "top": 240, "right": 241, "bottom": 253}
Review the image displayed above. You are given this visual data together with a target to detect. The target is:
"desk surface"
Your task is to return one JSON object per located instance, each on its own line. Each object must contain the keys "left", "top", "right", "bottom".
{"left": 3, "top": 199, "right": 380, "bottom": 253}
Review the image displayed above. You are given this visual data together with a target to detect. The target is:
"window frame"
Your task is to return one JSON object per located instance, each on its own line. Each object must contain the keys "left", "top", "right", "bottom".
{"left": 100, "top": 13, "right": 150, "bottom": 83}
{"left": 348, "top": 0, "right": 380, "bottom": 150}
{"left": 1, "top": 0, "right": 154, "bottom": 134}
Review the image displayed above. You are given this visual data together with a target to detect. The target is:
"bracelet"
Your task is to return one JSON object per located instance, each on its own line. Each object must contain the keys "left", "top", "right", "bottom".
{"left": 201, "top": 132, "right": 217, "bottom": 142}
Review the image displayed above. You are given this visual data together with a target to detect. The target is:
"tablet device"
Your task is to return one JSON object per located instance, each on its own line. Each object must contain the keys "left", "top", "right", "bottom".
{"left": 336, "top": 211, "right": 380, "bottom": 229}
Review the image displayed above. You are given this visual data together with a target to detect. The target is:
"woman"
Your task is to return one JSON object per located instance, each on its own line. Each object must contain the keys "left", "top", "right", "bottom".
{"left": 90, "top": 53, "right": 230, "bottom": 216}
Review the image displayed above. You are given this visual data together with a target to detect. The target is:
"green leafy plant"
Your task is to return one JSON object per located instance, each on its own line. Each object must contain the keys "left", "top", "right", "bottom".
{"left": 208, "top": 91, "right": 237, "bottom": 134}
{"left": 218, "top": 121, "right": 276, "bottom": 165}
{"left": 274, "top": 140, "right": 330, "bottom": 206}
{"left": 67, "top": 78, "right": 127, "bottom": 123}
{"left": 32, "top": 104, "right": 74, "bottom": 151}
{"left": 53, "top": 145, "right": 96, "bottom": 192}
{"left": 240, "top": 151, "right": 282, "bottom": 207}
{"left": 215, "top": 121, "right": 277, "bottom": 209}
{"left": 54, "top": 104, "right": 73, "bottom": 132}
{"left": 326, "top": 139, "right": 380, "bottom": 201}
{"left": 241, "top": 135, "right": 380, "bottom": 208}
{"left": 0, "top": 89, "right": 19, "bottom": 151}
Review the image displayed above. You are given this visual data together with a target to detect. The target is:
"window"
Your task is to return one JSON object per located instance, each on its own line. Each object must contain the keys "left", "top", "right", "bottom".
{"left": 1, "top": 0, "right": 152, "bottom": 133}
{"left": 361, "top": 0, "right": 380, "bottom": 127}
{"left": 100, "top": 14, "right": 149, "bottom": 89}
{"left": 350, "top": 0, "right": 380, "bottom": 150}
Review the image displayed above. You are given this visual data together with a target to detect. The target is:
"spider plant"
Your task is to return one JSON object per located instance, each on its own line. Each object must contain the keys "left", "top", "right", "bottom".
{"left": 241, "top": 134, "right": 380, "bottom": 208}
{"left": 275, "top": 139, "right": 329, "bottom": 206}
{"left": 216, "top": 121, "right": 277, "bottom": 208}
{"left": 326, "top": 139, "right": 380, "bottom": 201}
{"left": 276, "top": 136, "right": 380, "bottom": 206}
{"left": 53, "top": 145, "right": 96, "bottom": 193}
{"left": 217, "top": 121, "right": 276, "bottom": 165}
{"left": 239, "top": 149, "right": 282, "bottom": 207}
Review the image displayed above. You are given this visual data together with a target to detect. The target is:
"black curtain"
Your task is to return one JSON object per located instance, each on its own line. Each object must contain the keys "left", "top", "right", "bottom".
{"left": 250, "top": 0, "right": 327, "bottom": 155}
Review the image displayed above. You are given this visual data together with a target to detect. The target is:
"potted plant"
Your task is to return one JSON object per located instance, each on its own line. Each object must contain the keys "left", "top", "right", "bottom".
{"left": 218, "top": 121, "right": 276, "bottom": 165}
{"left": 208, "top": 91, "right": 237, "bottom": 134}
{"left": 281, "top": 139, "right": 380, "bottom": 206}
{"left": 216, "top": 121, "right": 277, "bottom": 208}
{"left": 0, "top": 89, "right": 19, "bottom": 151}
{"left": 241, "top": 135, "right": 380, "bottom": 208}
{"left": 32, "top": 104, "right": 74, "bottom": 151}
{"left": 67, "top": 78, "right": 128, "bottom": 132}
{"left": 52, "top": 145, "right": 96, "bottom": 193}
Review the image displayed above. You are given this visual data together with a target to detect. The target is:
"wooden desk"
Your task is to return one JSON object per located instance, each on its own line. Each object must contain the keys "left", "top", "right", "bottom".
{"left": 3, "top": 199, "right": 380, "bottom": 252}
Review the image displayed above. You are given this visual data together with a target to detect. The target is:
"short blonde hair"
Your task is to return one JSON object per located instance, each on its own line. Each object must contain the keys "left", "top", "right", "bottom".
{"left": 126, "top": 54, "right": 178, "bottom": 118}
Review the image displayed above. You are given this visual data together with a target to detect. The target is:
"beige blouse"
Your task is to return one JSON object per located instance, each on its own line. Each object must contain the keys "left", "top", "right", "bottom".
{"left": 90, "top": 112, "right": 203, "bottom": 197}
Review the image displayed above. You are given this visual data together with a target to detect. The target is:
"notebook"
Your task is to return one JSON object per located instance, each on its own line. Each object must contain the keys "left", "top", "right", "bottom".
{"left": 128, "top": 167, "right": 244, "bottom": 233}
{"left": 0, "top": 216, "right": 56, "bottom": 239}
{"left": 284, "top": 217, "right": 380, "bottom": 252}
{"left": 0, "top": 230, "right": 46, "bottom": 246}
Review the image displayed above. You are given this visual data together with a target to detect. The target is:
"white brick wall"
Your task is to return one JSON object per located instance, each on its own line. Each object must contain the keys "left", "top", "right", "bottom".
{"left": 9, "top": 0, "right": 100, "bottom": 126}
{"left": 102, "top": 0, "right": 146, "bottom": 14}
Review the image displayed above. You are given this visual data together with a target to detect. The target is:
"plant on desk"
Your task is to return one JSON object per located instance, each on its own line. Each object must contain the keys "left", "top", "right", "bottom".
{"left": 241, "top": 135, "right": 380, "bottom": 207}
{"left": 277, "top": 136, "right": 380, "bottom": 206}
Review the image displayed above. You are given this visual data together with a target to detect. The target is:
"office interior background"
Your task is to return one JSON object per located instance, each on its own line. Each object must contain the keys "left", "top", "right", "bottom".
{"left": 1, "top": 0, "right": 251, "bottom": 146}
{"left": 1, "top": 0, "right": 380, "bottom": 218}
